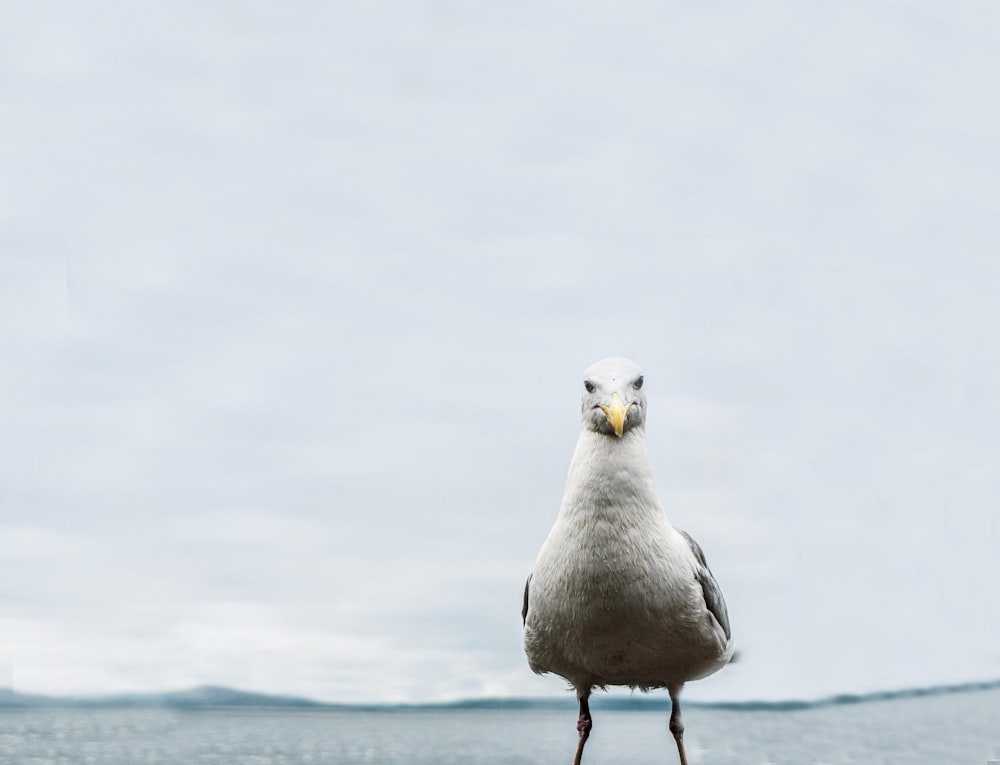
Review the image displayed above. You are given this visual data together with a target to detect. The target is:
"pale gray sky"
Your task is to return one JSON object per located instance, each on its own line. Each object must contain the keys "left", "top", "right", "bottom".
{"left": 2, "top": 2, "right": 999, "bottom": 704}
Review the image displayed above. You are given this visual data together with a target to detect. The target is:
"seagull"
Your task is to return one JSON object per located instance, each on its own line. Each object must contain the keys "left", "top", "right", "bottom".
{"left": 522, "top": 358, "right": 734, "bottom": 765}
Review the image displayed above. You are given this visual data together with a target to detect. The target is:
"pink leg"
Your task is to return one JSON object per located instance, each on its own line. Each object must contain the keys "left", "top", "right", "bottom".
{"left": 572, "top": 693, "right": 592, "bottom": 765}
{"left": 669, "top": 687, "right": 688, "bottom": 765}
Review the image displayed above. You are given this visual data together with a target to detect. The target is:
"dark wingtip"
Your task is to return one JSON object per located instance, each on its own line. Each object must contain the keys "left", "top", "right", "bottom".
{"left": 521, "top": 575, "right": 531, "bottom": 625}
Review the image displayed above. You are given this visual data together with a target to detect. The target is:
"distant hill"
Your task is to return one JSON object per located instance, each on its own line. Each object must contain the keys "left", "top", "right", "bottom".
{"left": 0, "top": 685, "right": 330, "bottom": 710}
{"left": 2, "top": 679, "right": 998, "bottom": 711}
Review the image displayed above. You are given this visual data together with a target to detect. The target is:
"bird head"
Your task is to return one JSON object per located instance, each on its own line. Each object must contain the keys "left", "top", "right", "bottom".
{"left": 580, "top": 357, "right": 647, "bottom": 438}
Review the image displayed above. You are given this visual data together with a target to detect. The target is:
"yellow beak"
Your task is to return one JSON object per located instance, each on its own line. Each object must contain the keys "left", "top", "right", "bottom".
{"left": 599, "top": 392, "right": 631, "bottom": 438}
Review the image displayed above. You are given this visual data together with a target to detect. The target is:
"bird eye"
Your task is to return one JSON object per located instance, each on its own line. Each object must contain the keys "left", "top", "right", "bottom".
{"left": 633, "top": 376, "right": 644, "bottom": 390}
{"left": 584, "top": 380, "right": 596, "bottom": 393}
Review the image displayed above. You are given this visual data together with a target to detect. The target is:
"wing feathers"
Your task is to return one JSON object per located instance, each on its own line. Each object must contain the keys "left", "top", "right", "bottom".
{"left": 678, "top": 530, "right": 731, "bottom": 641}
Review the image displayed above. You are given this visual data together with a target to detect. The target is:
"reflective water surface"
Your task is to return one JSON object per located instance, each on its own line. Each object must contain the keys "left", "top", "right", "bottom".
{"left": 2, "top": 688, "right": 998, "bottom": 765}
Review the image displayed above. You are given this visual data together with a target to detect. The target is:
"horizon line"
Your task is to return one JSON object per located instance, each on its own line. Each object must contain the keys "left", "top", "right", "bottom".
{"left": 2, "top": 678, "right": 999, "bottom": 712}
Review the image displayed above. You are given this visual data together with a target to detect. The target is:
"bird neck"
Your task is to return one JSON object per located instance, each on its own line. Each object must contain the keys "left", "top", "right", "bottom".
{"left": 559, "top": 428, "right": 664, "bottom": 522}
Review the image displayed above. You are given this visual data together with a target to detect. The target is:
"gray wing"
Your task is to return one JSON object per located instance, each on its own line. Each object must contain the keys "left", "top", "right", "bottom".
{"left": 521, "top": 574, "right": 531, "bottom": 625}
{"left": 679, "top": 530, "right": 731, "bottom": 641}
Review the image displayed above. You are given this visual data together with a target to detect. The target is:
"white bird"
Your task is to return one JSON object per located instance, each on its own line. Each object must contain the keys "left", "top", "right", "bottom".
{"left": 522, "top": 358, "right": 734, "bottom": 765}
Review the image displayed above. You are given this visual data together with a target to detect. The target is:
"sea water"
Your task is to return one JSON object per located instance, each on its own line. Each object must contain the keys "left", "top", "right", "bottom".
{"left": 1, "top": 688, "right": 998, "bottom": 765}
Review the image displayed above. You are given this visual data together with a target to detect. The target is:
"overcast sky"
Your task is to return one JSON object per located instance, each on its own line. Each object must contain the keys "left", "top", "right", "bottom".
{"left": 2, "top": 2, "right": 999, "bottom": 704}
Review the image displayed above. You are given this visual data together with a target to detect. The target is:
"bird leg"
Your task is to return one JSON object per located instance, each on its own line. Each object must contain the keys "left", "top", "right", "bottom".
{"left": 668, "top": 689, "right": 688, "bottom": 765}
{"left": 572, "top": 693, "right": 592, "bottom": 765}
